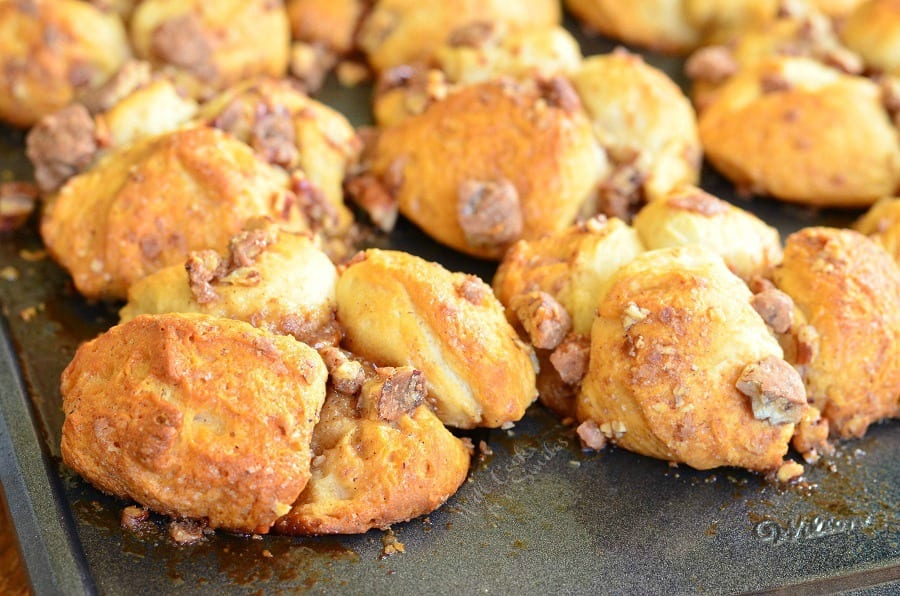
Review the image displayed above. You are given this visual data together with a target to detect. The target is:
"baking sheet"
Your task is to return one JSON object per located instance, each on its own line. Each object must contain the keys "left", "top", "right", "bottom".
{"left": 1, "top": 24, "right": 899, "bottom": 596}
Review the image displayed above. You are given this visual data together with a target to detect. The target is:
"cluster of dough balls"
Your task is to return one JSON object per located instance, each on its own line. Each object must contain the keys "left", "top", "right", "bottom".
{"left": 494, "top": 185, "right": 900, "bottom": 476}
{"left": 63, "top": 221, "right": 538, "bottom": 536}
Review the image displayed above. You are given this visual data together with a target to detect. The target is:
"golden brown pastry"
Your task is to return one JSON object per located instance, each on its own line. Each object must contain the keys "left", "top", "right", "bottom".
{"left": 130, "top": 0, "right": 290, "bottom": 99}
{"left": 494, "top": 216, "right": 645, "bottom": 336}
{"left": 578, "top": 246, "right": 806, "bottom": 472}
{"left": 120, "top": 220, "right": 340, "bottom": 348}
{"left": 632, "top": 185, "right": 782, "bottom": 281}
{"left": 199, "top": 77, "right": 361, "bottom": 236}
{"left": 841, "top": 0, "right": 900, "bottom": 75}
{"left": 564, "top": 0, "right": 780, "bottom": 54}
{"left": 0, "top": 0, "right": 131, "bottom": 127}
{"left": 40, "top": 125, "right": 308, "bottom": 300}
{"left": 357, "top": 0, "right": 560, "bottom": 72}
{"left": 276, "top": 373, "right": 471, "bottom": 535}
{"left": 773, "top": 227, "right": 900, "bottom": 438}
{"left": 61, "top": 312, "right": 328, "bottom": 534}
{"left": 854, "top": 197, "right": 900, "bottom": 263}
{"left": 699, "top": 56, "right": 900, "bottom": 206}
{"left": 336, "top": 249, "right": 539, "bottom": 429}
{"left": 287, "top": 0, "right": 363, "bottom": 56}
{"left": 366, "top": 77, "right": 599, "bottom": 259}
{"left": 569, "top": 50, "right": 701, "bottom": 220}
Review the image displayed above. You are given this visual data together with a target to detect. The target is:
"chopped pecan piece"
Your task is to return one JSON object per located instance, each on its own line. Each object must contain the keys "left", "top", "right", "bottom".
{"left": 736, "top": 356, "right": 807, "bottom": 425}
{"left": 361, "top": 366, "right": 426, "bottom": 422}
{"left": 0, "top": 182, "right": 38, "bottom": 232}
{"left": 684, "top": 46, "right": 738, "bottom": 84}
{"left": 251, "top": 105, "right": 298, "bottom": 169}
{"left": 79, "top": 60, "right": 152, "bottom": 114}
{"left": 537, "top": 76, "right": 582, "bottom": 113}
{"left": 667, "top": 190, "right": 728, "bottom": 216}
{"left": 549, "top": 334, "right": 590, "bottom": 385}
{"left": 791, "top": 406, "right": 833, "bottom": 463}
{"left": 455, "top": 275, "right": 489, "bottom": 305}
{"left": 510, "top": 291, "right": 572, "bottom": 350}
{"left": 26, "top": 103, "right": 98, "bottom": 193}
{"left": 289, "top": 173, "right": 339, "bottom": 232}
{"left": 320, "top": 347, "right": 365, "bottom": 395}
{"left": 457, "top": 178, "right": 523, "bottom": 248}
{"left": 447, "top": 21, "right": 497, "bottom": 48}
{"left": 151, "top": 14, "right": 217, "bottom": 81}
{"left": 760, "top": 71, "right": 792, "bottom": 94}
{"left": 185, "top": 250, "right": 223, "bottom": 304}
{"left": 345, "top": 173, "right": 398, "bottom": 232}
{"left": 596, "top": 148, "right": 646, "bottom": 221}
{"left": 751, "top": 287, "right": 795, "bottom": 333}
{"left": 168, "top": 519, "right": 209, "bottom": 544}
{"left": 120, "top": 506, "right": 150, "bottom": 533}
{"left": 576, "top": 419, "right": 607, "bottom": 451}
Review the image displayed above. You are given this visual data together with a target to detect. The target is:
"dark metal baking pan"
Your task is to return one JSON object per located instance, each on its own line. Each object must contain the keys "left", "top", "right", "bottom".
{"left": 1, "top": 21, "right": 898, "bottom": 596}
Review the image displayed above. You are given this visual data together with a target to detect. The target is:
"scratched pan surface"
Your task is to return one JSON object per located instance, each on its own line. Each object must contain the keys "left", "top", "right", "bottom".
{"left": 1, "top": 23, "right": 899, "bottom": 596}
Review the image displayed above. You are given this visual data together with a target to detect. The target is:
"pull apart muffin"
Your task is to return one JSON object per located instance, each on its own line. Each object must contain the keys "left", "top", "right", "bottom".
{"left": 698, "top": 56, "right": 900, "bottom": 206}
{"left": 0, "top": 0, "right": 131, "bottom": 127}
{"left": 40, "top": 125, "right": 308, "bottom": 300}
{"left": 336, "top": 249, "right": 539, "bottom": 429}
{"left": 632, "top": 185, "right": 783, "bottom": 281}
{"left": 362, "top": 77, "right": 600, "bottom": 259}
{"left": 568, "top": 50, "right": 702, "bottom": 221}
{"left": 773, "top": 227, "right": 900, "bottom": 438}
{"left": 563, "top": 0, "right": 781, "bottom": 54}
{"left": 356, "top": 0, "right": 560, "bottom": 73}
{"left": 854, "top": 197, "right": 900, "bottom": 263}
{"left": 577, "top": 246, "right": 808, "bottom": 473}
{"left": 275, "top": 367, "right": 471, "bottom": 535}
{"left": 120, "top": 220, "right": 340, "bottom": 348}
{"left": 61, "top": 312, "right": 328, "bottom": 534}
{"left": 129, "top": 0, "right": 290, "bottom": 99}
{"left": 493, "top": 216, "right": 645, "bottom": 419}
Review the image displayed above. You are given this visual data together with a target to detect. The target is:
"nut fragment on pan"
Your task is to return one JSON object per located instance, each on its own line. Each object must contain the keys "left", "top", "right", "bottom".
{"left": 568, "top": 51, "right": 701, "bottom": 221}
{"left": 120, "top": 220, "right": 339, "bottom": 348}
{"left": 773, "top": 227, "right": 900, "bottom": 439}
{"left": 336, "top": 249, "right": 538, "bottom": 429}
{"left": 129, "top": 0, "right": 289, "bottom": 99}
{"left": 0, "top": 0, "right": 131, "bottom": 127}
{"left": 368, "top": 77, "right": 600, "bottom": 259}
{"left": 275, "top": 381, "right": 471, "bottom": 535}
{"left": 199, "top": 77, "right": 362, "bottom": 236}
{"left": 578, "top": 246, "right": 805, "bottom": 472}
{"left": 854, "top": 197, "right": 900, "bottom": 264}
{"left": 60, "top": 312, "right": 328, "bottom": 534}
{"left": 40, "top": 126, "right": 308, "bottom": 300}
{"left": 699, "top": 56, "right": 900, "bottom": 206}
{"left": 357, "top": 0, "right": 561, "bottom": 73}
{"left": 494, "top": 216, "right": 644, "bottom": 336}
{"left": 841, "top": 0, "right": 900, "bottom": 76}
{"left": 563, "top": 0, "right": 780, "bottom": 54}
{"left": 632, "top": 185, "right": 782, "bottom": 281}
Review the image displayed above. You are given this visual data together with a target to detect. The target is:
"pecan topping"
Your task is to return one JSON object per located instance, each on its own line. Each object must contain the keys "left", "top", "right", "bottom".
{"left": 736, "top": 356, "right": 807, "bottom": 425}
{"left": 510, "top": 291, "right": 572, "bottom": 350}
{"left": 151, "top": 14, "right": 217, "bottom": 82}
{"left": 361, "top": 366, "right": 427, "bottom": 422}
{"left": 345, "top": 173, "right": 398, "bottom": 232}
{"left": 455, "top": 275, "right": 489, "bottom": 305}
{"left": 684, "top": 46, "right": 738, "bottom": 84}
{"left": 751, "top": 287, "right": 795, "bottom": 333}
{"left": 537, "top": 76, "right": 582, "bottom": 113}
{"left": 596, "top": 147, "right": 646, "bottom": 221}
{"left": 448, "top": 21, "right": 497, "bottom": 48}
{"left": 0, "top": 182, "right": 38, "bottom": 233}
{"left": 549, "top": 334, "right": 590, "bottom": 385}
{"left": 457, "top": 178, "right": 523, "bottom": 248}
{"left": 576, "top": 420, "right": 607, "bottom": 451}
{"left": 667, "top": 189, "right": 728, "bottom": 216}
{"left": 79, "top": 60, "right": 152, "bottom": 114}
{"left": 26, "top": 103, "right": 98, "bottom": 193}
{"left": 320, "top": 347, "right": 365, "bottom": 395}
{"left": 251, "top": 105, "right": 298, "bottom": 169}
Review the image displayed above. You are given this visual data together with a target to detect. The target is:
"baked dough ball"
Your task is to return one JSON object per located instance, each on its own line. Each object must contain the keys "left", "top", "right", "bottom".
{"left": 287, "top": 0, "right": 363, "bottom": 56}
{"left": 336, "top": 249, "right": 538, "bottom": 429}
{"left": 773, "top": 227, "right": 900, "bottom": 438}
{"left": 569, "top": 51, "right": 701, "bottom": 220}
{"left": 357, "top": 0, "right": 560, "bottom": 72}
{"left": 494, "top": 216, "right": 645, "bottom": 336}
{"left": 199, "top": 77, "right": 361, "bottom": 236}
{"left": 276, "top": 382, "right": 471, "bottom": 535}
{"left": 578, "top": 246, "right": 806, "bottom": 472}
{"left": 374, "top": 26, "right": 582, "bottom": 128}
{"left": 0, "top": 0, "right": 131, "bottom": 127}
{"left": 40, "top": 126, "right": 307, "bottom": 300}
{"left": 564, "top": 0, "right": 780, "bottom": 54}
{"left": 368, "top": 77, "right": 600, "bottom": 259}
{"left": 130, "top": 0, "right": 290, "bottom": 99}
{"left": 854, "top": 197, "right": 900, "bottom": 264}
{"left": 699, "top": 56, "right": 900, "bottom": 206}
{"left": 632, "top": 185, "right": 782, "bottom": 281}
{"left": 120, "top": 221, "right": 339, "bottom": 348}
{"left": 61, "top": 312, "right": 328, "bottom": 534}
{"left": 841, "top": 0, "right": 900, "bottom": 76}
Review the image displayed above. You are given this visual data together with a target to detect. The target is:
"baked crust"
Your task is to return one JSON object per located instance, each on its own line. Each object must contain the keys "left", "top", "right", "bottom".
{"left": 370, "top": 77, "right": 599, "bottom": 259}
{"left": 336, "top": 249, "right": 538, "bottom": 428}
{"left": 40, "top": 126, "right": 306, "bottom": 300}
{"left": 0, "top": 0, "right": 131, "bottom": 127}
{"left": 854, "top": 197, "right": 900, "bottom": 264}
{"left": 275, "top": 389, "right": 471, "bottom": 535}
{"left": 61, "top": 312, "right": 328, "bottom": 534}
{"left": 577, "top": 246, "right": 801, "bottom": 472}
{"left": 773, "top": 227, "right": 900, "bottom": 438}
{"left": 841, "top": 0, "right": 900, "bottom": 75}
